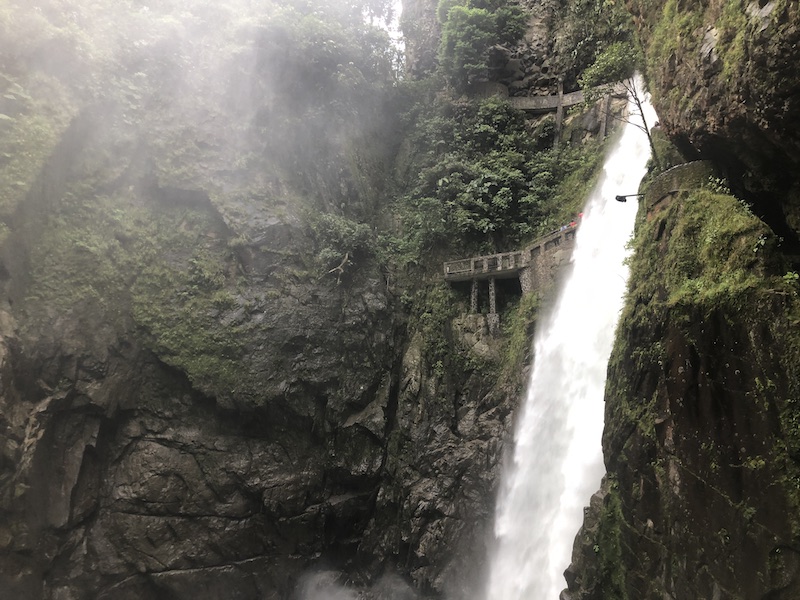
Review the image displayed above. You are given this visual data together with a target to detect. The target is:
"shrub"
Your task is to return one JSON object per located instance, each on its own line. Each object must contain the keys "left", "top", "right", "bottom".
{"left": 579, "top": 42, "right": 639, "bottom": 89}
{"left": 309, "top": 212, "right": 375, "bottom": 270}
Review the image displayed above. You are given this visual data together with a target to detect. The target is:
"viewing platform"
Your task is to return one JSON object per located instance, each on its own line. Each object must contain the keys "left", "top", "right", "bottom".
{"left": 471, "top": 82, "right": 626, "bottom": 112}
{"left": 443, "top": 223, "right": 580, "bottom": 332}
{"left": 444, "top": 223, "right": 578, "bottom": 285}
{"left": 645, "top": 160, "right": 715, "bottom": 213}
{"left": 443, "top": 250, "right": 527, "bottom": 282}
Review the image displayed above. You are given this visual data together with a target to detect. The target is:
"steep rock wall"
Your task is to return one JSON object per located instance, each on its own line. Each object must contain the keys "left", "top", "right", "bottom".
{"left": 0, "top": 2, "right": 527, "bottom": 598}
{"left": 628, "top": 0, "right": 800, "bottom": 241}
{"left": 565, "top": 185, "right": 800, "bottom": 599}
{"left": 562, "top": 2, "right": 800, "bottom": 595}
{"left": 0, "top": 105, "right": 403, "bottom": 599}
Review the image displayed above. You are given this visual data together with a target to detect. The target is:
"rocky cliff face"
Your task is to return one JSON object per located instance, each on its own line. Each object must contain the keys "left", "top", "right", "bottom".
{"left": 565, "top": 174, "right": 800, "bottom": 598}
{"left": 0, "top": 15, "right": 398, "bottom": 598}
{"left": 560, "top": 3, "right": 800, "bottom": 597}
{"left": 0, "top": 2, "right": 530, "bottom": 598}
{"left": 13, "top": 0, "right": 795, "bottom": 598}
{"left": 629, "top": 0, "right": 800, "bottom": 244}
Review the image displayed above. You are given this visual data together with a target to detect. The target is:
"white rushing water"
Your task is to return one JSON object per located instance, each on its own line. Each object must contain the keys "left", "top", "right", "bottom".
{"left": 484, "top": 85, "right": 657, "bottom": 600}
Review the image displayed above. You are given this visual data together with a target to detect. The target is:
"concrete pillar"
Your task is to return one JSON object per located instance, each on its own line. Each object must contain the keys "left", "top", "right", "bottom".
{"left": 599, "top": 94, "right": 611, "bottom": 138}
{"left": 488, "top": 277, "right": 500, "bottom": 335}
{"left": 519, "top": 267, "right": 533, "bottom": 295}
{"left": 487, "top": 313, "right": 500, "bottom": 335}
{"left": 554, "top": 78, "right": 564, "bottom": 149}
{"left": 470, "top": 279, "right": 478, "bottom": 313}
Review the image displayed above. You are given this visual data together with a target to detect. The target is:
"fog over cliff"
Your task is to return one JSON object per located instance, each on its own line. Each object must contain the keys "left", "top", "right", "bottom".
{"left": 1, "top": 0, "right": 800, "bottom": 599}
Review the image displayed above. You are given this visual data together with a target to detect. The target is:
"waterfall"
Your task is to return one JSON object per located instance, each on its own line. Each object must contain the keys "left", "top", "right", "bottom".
{"left": 484, "top": 85, "right": 657, "bottom": 600}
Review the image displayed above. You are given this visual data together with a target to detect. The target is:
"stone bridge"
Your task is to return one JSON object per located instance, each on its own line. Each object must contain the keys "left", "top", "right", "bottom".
{"left": 443, "top": 223, "right": 579, "bottom": 331}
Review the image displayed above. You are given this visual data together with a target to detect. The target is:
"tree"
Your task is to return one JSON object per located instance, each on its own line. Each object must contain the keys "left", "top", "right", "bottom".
{"left": 438, "top": 5, "right": 496, "bottom": 89}
{"left": 580, "top": 42, "right": 662, "bottom": 171}
{"left": 551, "top": 0, "right": 636, "bottom": 88}
{"left": 437, "top": 0, "right": 526, "bottom": 90}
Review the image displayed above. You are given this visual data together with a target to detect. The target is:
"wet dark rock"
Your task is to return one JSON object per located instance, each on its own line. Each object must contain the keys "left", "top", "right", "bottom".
{"left": 629, "top": 0, "right": 800, "bottom": 242}
{"left": 0, "top": 83, "right": 518, "bottom": 599}
{"left": 565, "top": 182, "right": 800, "bottom": 599}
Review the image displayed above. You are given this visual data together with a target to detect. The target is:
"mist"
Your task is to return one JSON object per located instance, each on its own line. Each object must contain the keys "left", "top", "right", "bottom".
{"left": 296, "top": 571, "right": 420, "bottom": 600}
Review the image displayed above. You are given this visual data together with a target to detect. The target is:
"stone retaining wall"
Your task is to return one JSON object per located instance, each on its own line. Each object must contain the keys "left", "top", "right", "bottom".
{"left": 645, "top": 160, "right": 716, "bottom": 211}
{"left": 523, "top": 227, "right": 576, "bottom": 293}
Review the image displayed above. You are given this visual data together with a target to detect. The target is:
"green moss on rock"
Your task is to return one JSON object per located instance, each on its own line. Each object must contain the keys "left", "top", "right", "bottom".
{"left": 0, "top": 74, "right": 76, "bottom": 218}
{"left": 573, "top": 182, "right": 800, "bottom": 598}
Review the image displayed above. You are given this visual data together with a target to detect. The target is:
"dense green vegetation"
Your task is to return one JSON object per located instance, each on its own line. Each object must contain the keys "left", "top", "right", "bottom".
{"left": 627, "top": 189, "right": 781, "bottom": 313}
{"left": 382, "top": 83, "right": 615, "bottom": 385}
{"left": 0, "top": 76, "right": 74, "bottom": 219}
{"left": 553, "top": 0, "right": 637, "bottom": 88}
{"left": 382, "top": 0, "right": 637, "bottom": 373}
{"left": 1, "top": 0, "right": 634, "bottom": 401}
{"left": 309, "top": 212, "right": 376, "bottom": 274}
{"left": 392, "top": 92, "right": 609, "bottom": 266}
{"left": 437, "top": 0, "right": 526, "bottom": 89}
{"left": 579, "top": 41, "right": 639, "bottom": 90}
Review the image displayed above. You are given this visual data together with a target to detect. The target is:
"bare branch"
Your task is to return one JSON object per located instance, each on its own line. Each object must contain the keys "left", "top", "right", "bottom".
{"left": 584, "top": 77, "right": 661, "bottom": 171}
{"left": 326, "top": 252, "right": 351, "bottom": 284}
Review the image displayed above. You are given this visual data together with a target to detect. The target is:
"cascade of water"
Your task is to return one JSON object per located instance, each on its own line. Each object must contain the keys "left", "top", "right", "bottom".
{"left": 484, "top": 85, "right": 657, "bottom": 600}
